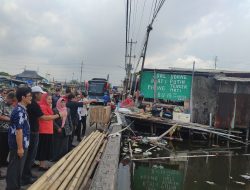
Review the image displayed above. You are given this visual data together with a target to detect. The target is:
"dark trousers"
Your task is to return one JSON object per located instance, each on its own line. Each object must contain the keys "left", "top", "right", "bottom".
{"left": 53, "top": 134, "right": 69, "bottom": 161}
{"left": 76, "top": 116, "right": 87, "bottom": 138}
{"left": 6, "top": 149, "right": 27, "bottom": 190}
{"left": 0, "top": 132, "right": 9, "bottom": 166}
{"left": 69, "top": 118, "right": 77, "bottom": 149}
{"left": 22, "top": 133, "right": 39, "bottom": 182}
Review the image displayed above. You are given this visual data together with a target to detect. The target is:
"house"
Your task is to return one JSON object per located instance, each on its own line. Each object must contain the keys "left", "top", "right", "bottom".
{"left": 0, "top": 75, "right": 27, "bottom": 88}
{"left": 15, "top": 70, "right": 44, "bottom": 86}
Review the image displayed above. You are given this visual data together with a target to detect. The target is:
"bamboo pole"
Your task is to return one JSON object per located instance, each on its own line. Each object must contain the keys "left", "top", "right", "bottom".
{"left": 158, "top": 124, "right": 179, "bottom": 140}
{"left": 79, "top": 139, "right": 108, "bottom": 189}
{"left": 68, "top": 134, "right": 106, "bottom": 190}
{"left": 129, "top": 141, "right": 133, "bottom": 159}
{"left": 38, "top": 133, "right": 96, "bottom": 190}
{"left": 75, "top": 135, "right": 107, "bottom": 190}
{"left": 48, "top": 132, "right": 102, "bottom": 189}
{"left": 36, "top": 133, "right": 98, "bottom": 190}
{"left": 28, "top": 133, "right": 94, "bottom": 190}
{"left": 61, "top": 134, "right": 105, "bottom": 190}
{"left": 132, "top": 154, "right": 217, "bottom": 161}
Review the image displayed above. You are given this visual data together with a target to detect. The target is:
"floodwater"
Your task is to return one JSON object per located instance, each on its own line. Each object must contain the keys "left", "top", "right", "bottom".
{"left": 119, "top": 137, "right": 250, "bottom": 190}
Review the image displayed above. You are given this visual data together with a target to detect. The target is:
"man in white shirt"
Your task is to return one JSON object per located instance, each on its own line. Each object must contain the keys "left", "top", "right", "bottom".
{"left": 76, "top": 93, "right": 89, "bottom": 141}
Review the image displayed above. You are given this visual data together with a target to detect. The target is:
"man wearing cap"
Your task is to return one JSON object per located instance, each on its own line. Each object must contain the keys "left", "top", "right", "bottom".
{"left": 22, "top": 86, "right": 64, "bottom": 185}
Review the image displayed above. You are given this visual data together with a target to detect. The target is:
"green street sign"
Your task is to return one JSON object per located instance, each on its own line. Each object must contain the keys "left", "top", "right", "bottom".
{"left": 140, "top": 71, "right": 192, "bottom": 101}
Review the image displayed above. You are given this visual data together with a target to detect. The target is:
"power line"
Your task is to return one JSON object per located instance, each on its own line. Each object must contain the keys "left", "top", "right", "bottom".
{"left": 125, "top": 0, "right": 129, "bottom": 69}
{"left": 134, "top": 0, "right": 167, "bottom": 72}
{"left": 131, "top": 0, "right": 139, "bottom": 40}
{"left": 133, "top": 0, "right": 147, "bottom": 64}
{"left": 127, "top": 0, "right": 132, "bottom": 43}
{"left": 148, "top": 0, "right": 156, "bottom": 25}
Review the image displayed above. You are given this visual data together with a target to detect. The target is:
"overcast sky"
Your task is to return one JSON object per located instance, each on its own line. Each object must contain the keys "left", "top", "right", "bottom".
{"left": 0, "top": 0, "right": 250, "bottom": 85}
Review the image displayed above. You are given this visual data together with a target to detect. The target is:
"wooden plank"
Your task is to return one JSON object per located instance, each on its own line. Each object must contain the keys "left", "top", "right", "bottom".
{"left": 90, "top": 106, "right": 111, "bottom": 126}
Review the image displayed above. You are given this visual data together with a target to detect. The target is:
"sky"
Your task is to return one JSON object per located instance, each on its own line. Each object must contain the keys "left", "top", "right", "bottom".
{"left": 0, "top": 0, "right": 250, "bottom": 85}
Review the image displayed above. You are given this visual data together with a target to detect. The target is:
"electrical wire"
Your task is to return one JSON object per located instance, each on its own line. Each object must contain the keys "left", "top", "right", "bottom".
{"left": 133, "top": 0, "right": 167, "bottom": 73}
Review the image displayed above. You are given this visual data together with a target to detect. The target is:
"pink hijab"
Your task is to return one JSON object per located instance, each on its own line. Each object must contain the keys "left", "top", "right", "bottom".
{"left": 56, "top": 98, "right": 67, "bottom": 128}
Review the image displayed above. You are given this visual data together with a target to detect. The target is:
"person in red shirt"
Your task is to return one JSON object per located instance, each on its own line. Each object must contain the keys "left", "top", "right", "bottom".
{"left": 120, "top": 95, "right": 135, "bottom": 108}
{"left": 37, "top": 93, "right": 54, "bottom": 170}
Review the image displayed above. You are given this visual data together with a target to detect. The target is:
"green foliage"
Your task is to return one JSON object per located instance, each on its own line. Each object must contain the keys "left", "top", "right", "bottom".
{"left": 0, "top": 72, "right": 10, "bottom": 76}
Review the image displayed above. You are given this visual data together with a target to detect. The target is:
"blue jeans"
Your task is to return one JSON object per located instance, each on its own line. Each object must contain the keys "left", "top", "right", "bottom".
{"left": 22, "top": 132, "right": 39, "bottom": 182}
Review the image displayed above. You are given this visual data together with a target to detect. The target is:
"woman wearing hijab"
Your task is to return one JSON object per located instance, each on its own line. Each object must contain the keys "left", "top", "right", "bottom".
{"left": 52, "top": 98, "right": 73, "bottom": 161}
{"left": 37, "top": 93, "right": 53, "bottom": 170}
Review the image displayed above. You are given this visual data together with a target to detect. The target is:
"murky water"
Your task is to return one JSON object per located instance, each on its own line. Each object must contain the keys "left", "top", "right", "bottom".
{"left": 119, "top": 138, "right": 250, "bottom": 190}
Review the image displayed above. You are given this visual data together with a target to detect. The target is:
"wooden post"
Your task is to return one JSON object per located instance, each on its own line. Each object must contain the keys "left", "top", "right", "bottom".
{"left": 190, "top": 61, "right": 195, "bottom": 123}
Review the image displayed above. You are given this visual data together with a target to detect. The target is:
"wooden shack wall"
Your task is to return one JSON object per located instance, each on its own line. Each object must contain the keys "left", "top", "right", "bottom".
{"left": 216, "top": 81, "right": 250, "bottom": 128}
{"left": 192, "top": 76, "right": 218, "bottom": 125}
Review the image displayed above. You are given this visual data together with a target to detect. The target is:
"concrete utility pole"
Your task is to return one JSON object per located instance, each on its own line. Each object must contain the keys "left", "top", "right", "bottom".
{"left": 141, "top": 25, "right": 153, "bottom": 71}
{"left": 125, "top": 39, "right": 136, "bottom": 94}
{"left": 80, "top": 61, "right": 83, "bottom": 85}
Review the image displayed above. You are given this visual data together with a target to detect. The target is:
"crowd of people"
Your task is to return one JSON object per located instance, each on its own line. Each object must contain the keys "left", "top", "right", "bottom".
{"left": 0, "top": 86, "right": 96, "bottom": 190}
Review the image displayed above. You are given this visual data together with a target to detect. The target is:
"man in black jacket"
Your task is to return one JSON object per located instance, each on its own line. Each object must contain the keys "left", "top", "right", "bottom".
{"left": 66, "top": 93, "right": 96, "bottom": 149}
{"left": 52, "top": 88, "right": 61, "bottom": 108}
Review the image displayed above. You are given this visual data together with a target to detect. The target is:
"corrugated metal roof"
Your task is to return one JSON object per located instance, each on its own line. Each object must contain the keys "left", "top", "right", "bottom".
{"left": 15, "top": 70, "right": 43, "bottom": 79}
{"left": 214, "top": 76, "right": 250, "bottom": 82}
{"left": 144, "top": 67, "right": 250, "bottom": 74}
{"left": 0, "top": 75, "right": 10, "bottom": 79}
{"left": 142, "top": 67, "right": 250, "bottom": 78}
{"left": 168, "top": 67, "right": 250, "bottom": 74}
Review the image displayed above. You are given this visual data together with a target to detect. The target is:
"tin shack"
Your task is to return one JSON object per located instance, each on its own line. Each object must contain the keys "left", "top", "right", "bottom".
{"left": 139, "top": 68, "right": 250, "bottom": 130}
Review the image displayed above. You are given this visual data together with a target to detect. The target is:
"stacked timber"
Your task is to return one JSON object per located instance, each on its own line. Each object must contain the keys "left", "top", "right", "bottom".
{"left": 28, "top": 131, "right": 107, "bottom": 190}
{"left": 90, "top": 106, "right": 111, "bottom": 126}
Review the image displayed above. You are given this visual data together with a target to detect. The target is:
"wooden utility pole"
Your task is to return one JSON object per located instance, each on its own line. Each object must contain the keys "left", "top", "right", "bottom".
{"left": 190, "top": 61, "right": 195, "bottom": 122}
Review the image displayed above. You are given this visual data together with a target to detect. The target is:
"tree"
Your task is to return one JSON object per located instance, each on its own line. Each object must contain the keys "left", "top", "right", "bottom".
{"left": 0, "top": 72, "right": 10, "bottom": 76}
